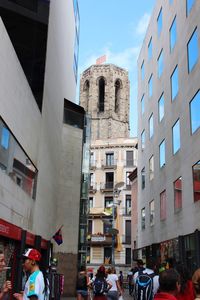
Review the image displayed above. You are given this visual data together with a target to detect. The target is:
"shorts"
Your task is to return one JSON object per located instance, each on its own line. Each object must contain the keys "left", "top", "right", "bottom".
{"left": 77, "top": 290, "right": 88, "bottom": 297}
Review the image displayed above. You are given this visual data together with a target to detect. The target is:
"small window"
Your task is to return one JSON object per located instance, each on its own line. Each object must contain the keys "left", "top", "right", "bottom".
{"left": 115, "top": 80, "right": 121, "bottom": 113}
{"left": 126, "top": 171, "right": 132, "bottom": 188}
{"left": 106, "top": 153, "right": 114, "bottom": 166}
{"left": 1, "top": 127, "right": 10, "bottom": 149}
{"left": 158, "top": 49, "right": 163, "bottom": 78}
{"left": 187, "top": 0, "right": 195, "bottom": 16}
{"left": 105, "top": 172, "right": 114, "bottom": 189}
{"left": 149, "top": 114, "right": 154, "bottom": 139}
{"left": 105, "top": 196, "right": 113, "bottom": 208}
{"left": 141, "top": 130, "right": 145, "bottom": 150}
{"left": 141, "top": 167, "right": 145, "bottom": 189}
{"left": 125, "top": 195, "right": 131, "bottom": 215}
{"left": 126, "top": 248, "right": 131, "bottom": 265}
{"left": 141, "top": 61, "right": 145, "bottom": 81}
{"left": 193, "top": 161, "right": 200, "bottom": 202}
{"left": 171, "top": 65, "right": 179, "bottom": 101}
{"left": 172, "top": 119, "right": 180, "bottom": 154}
{"left": 187, "top": 28, "right": 198, "bottom": 73}
{"left": 160, "top": 190, "right": 166, "bottom": 220}
{"left": 149, "top": 156, "right": 154, "bottom": 181}
{"left": 149, "top": 200, "right": 155, "bottom": 226}
{"left": 174, "top": 177, "right": 182, "bottom": 212}
{"left": 89, "top": 197, "right": 93, "bottom": 208}
{"left": 170, "top": 16, "right": 176, "bottom": 52}
{"left": 126, "top": 151, "right": 134, "bottom": 167}
{"left": 141, "top": 208, "right": 145, "bottom": 230}
{"left": 157, "top": 7, "right": 163, "bottom": 36}
{"left": 141, "top": 94, "right": 145, "bottom": 115}
{"left": 99, "top": 77, "right": 105, "bottom": 112}
{"left": 159, "top": 140, "right": 165, "bottom": 168}
{"left": 148, "top": 38, "right": 152, "bottom": 60}
{"left": 88, "top": 220, "right": 93, "bottom": 234}
{"left": 190, "top": 90, "right": 200, "bottom": 134}
{"left": 158, "top": 93, "right": 164, "bottom": 122}
{"left": 148, "top": 74, "right": 153, "bottom": 98}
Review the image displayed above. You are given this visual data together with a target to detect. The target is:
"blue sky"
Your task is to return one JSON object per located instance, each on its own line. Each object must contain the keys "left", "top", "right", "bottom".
{"left": 77, "top": 0, "right": 156, "bottom": 137}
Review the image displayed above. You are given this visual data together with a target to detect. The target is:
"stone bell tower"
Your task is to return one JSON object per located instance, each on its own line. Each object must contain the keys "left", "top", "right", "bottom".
{"left": 79, "top": 64, "right": 130, "bottom": 139}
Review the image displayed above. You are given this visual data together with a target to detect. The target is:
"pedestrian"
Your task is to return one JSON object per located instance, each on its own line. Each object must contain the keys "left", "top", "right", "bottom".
{"left": 107, "top": 267, "right": 122, "bottom": 300}
{"left": 0, "top": 250, "right": 12, "bottom": 300}
{"left": 13, "top": 248, "right": 49, "bottom": 300}
{"left": 89, "top": 265, "right": 111, "bottom": 300}
{"left": 154, "top": 269, "right": 181, "bottom": 300}
{"left": 192, "top": 268, "right": 200, "bottom": 300}
{"left": 176, "top": 263, "right": 195, "bottom": 300}
{"left": 76, "top": 265, "right": 89, "bottom": 300}
{"left": 118, "top": 271, "right": 124, "bottom": 292}
{"left": 127, "top": 269, "right": 134, "bottom": 296}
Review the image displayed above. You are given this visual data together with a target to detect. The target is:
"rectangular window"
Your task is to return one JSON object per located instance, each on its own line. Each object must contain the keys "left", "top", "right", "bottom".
{"left": 158, "top": 49, "right": 163, "bottom": 78}
{"left": 187, "top": 0, "right": 195, "bottom": 16}
{"left": 149, "top": 200, "right": 155, "bottom": 226}
{"left": 105, "top": 196, "right": 113, "bottom": 208}
{"left": 141, "top": 130, "right": 145, "bottom": 150}
{"left": 125, "top": 220, "right": 131, "bottom": 244}
{"left": 159, "top": 140, "right": 166, "bottom": 168}
{"left": 192, "top": 161, "right": 200, "bottom": 202}
{"left": 149, "top": 156, "right": 154, "bottom": 181}
{"left": 157, "top": 7, "right": 163, "bottom": 36}
{"left": 158, "top": 93, "right": 165, "bottom": 122}
{"left": 149, "top": 114, "right": 154, "bottom": 139}
{"left": 103, "top": 219, "right": 112, "bottom": 234}
{"left": 160, "top": 190, "right": 166, "bottom": 220}
{"left": 148, "top": 38, "right": 152, "bottom": 60}
{"left": 141, "top": 61, "right": 145, "bottom": 81}
{"left": 172, "top": 119, "right": 180, "bottom": 154}
{"left": 125, "top": 195, "right": 131, "bottom": 215}
{"left": 126, "top": 151, "right": 134, "bottom": 167}
{"left": 89, "top": 197, "right": 93, "bottom": 208}
{"left": 171, "top": 65, "right": 179, "bottom": 101}
{"left": 106, "top": 153, "right": 114, "bottom": 166}
{"left": 141, "top": 167, "right": 145, "bottom": 189}
{"left": 190, "top": 90, "right": 200, "bottom": 134}
{"left": 141, "top": 208, "right": 145, "bottom": 230}
{"left": 126, "top": 172, "right": 132, "bottom": 187}
{"left": 148, "top": 74, "right": 153, "bottom": 98}
{"left": 105, "top": 172, "right": 114, "bottom": 189}
{"left": 187, "top": 28, "right": 198, "bottom": 73}
{"left": 141, "top": 94, "right": 145, "bottom": 115}
{"left": 88, "top": 220, "right": 93, "bottom": 234}
{"left": 126, "top": 248, "right": 131, "bottom": 265}
{"left": 104, "top": 247, "right": 112, "bottom": 265}
{"left": 90, "top": 173, "right": 94, "bottom": 189}
{"left": 174, "top": 177, "right": 182, "bottom": 211}
{"left": 170, "top": 16, "right": 176, "bottom": 52}
{"left": 1, "top": 127, "right": 10, "bottom": 149}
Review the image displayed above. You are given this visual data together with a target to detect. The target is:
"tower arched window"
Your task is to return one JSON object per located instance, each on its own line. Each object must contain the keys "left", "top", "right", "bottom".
{"left": 99, "top": 77, "right": 105, "bottom": 112}
{"left": 115, "top": 79, "right": 121, "bottom": 113}
{"left": 83, "top": 80, "right": 90, "bottom": 111}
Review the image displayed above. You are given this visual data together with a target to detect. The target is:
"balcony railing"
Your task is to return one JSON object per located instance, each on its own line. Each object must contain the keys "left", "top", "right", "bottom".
{"left": 122, "top": 235, "right": 131, "bottom": 245}
{"left": 87, "top": 233, "right": 117, "bottom": 246}
{"left": 89, "top": 183, "right": 97, "bottom": 193}
{"left": 100, "top": 182, "right": 115, "bottom": 192}
{"left": 101, "top": 159, "right": 117, "bottom": 170}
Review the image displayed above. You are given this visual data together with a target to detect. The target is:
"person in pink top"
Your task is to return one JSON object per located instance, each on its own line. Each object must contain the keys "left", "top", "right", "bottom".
{"left": 154, "top": 269, "right": 181, "bottom": 300}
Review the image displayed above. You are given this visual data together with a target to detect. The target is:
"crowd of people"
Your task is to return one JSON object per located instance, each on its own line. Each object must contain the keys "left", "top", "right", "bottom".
{"left": 76, "top": 259, "right": 200, "bottom": 300}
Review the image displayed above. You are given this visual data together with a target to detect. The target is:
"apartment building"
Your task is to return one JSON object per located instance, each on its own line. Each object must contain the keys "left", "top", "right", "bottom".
{"left": 0, "top": 0, "right": 84, "bottom": 295}
{"left": 137, "top": 0, "right": 200, "bottom": 272}
{"left": 80, "top": 64, "right": 137, "bottom": 271}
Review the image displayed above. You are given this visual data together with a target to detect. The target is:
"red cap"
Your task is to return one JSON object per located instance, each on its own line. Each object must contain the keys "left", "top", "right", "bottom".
{"left": 23, "top": 248, "right": 41, "bottom": 261}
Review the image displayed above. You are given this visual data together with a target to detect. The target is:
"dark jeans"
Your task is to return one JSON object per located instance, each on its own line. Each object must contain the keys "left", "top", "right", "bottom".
{"left": 107, "top": 291, "right": 119, "bottom": 300}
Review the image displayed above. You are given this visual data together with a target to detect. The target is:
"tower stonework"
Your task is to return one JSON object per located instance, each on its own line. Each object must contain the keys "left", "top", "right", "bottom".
{"left": 80, "top": 64, "right": 130, "bottom": 139}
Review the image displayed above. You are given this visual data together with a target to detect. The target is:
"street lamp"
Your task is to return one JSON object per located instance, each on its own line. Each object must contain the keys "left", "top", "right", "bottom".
{"left": 111, "top": 181, "right": 124, "bottom": 266}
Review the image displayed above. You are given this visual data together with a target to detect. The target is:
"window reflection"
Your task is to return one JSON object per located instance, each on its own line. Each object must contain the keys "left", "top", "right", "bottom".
{"left": 187, "top": 0, "right": 195, "bottom": 16}
{"left": 158, "top": 93, "right": 164, "bottom": 121}
{"left": 174, "top": 177, "right": 182, "bottom": 211}
{"left": 157, "top": 8, "right": 162, "bottom": 36}
{"left": 158, "top": 49, "right": 163, "bottom": 78}
{"left": 190, "top": 90, "right": 200, "bottom": 134}
{"left": 0, "top": 118, "right": 37, "bottom": 199}
{"left": 171, "top": 65, "right": 179, "bottom": 101}
{"left": 192, "top": 161, "right": 200, "bottom": 202}
{"left": 187, "top": 28, "right": 198, "bottom": 73}
{"left": 172, "top": 119, "right": 180, "bottom": 154}
{"left": 170, "top": 16, "right": 176, "bottom": 52}
{"left": 159, "top": 139, "right": 165, "bottom": 168}
{"left": 148, "top": 74, "right": 153, "bottom": 98}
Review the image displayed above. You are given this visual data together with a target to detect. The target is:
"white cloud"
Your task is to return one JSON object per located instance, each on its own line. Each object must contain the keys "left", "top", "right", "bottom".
{"left": 135, "top": 13, "right": 150, "bottom": 37}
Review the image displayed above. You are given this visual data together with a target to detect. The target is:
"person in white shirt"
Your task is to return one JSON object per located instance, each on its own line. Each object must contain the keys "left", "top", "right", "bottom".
{"left": 107, "top": 267, "right": 122, "bottom": 300}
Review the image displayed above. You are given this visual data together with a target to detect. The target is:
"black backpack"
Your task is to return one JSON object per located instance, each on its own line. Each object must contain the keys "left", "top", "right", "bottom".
{"left": 77, "top": 273, "right": 87, "bottom": 290}
{"left": 134, "top": 269, "right": 154, "bottom": 300}
{"left": 93, "top": 277, "right": 107, "bottom": 295}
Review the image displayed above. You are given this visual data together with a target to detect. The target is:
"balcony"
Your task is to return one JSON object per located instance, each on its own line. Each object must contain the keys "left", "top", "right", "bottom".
{"left": 88, "top": 207, "right": 112, "bottom": 217}
{"left": 89, "top": 183, "right": 97, "bottom": 194}
{"left": 87, "top": 233, "right": 117, "bottom": 246}
{"left": 101, "top": 159, "right": 117, "bottom": 170}
{"left": 100, "top": 182, "right": 115, "bottom": 193}
{"left": 122, "top": 235, "right": 131, "bottom": 245}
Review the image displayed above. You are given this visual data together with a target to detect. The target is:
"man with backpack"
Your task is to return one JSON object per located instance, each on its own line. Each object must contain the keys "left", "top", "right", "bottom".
{"left": 133, "top": 259, "right": 159, "bottom": 300}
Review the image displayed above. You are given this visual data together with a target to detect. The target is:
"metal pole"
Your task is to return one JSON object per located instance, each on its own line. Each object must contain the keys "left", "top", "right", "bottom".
{"left": 112, "top": 202, "right": 115, "bottom": 266}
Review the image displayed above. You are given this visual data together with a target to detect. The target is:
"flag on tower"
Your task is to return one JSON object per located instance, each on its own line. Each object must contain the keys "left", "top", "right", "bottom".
{"left": 52, "top": 226, "right": 63, "bottom": 245}
{"left": 96, "top": 55, "right": 107, "bottom": 65}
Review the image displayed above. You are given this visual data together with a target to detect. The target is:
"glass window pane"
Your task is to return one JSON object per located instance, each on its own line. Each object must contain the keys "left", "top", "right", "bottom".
{"left": 159, "top": 140, "right": 165, "bottom": 168}
{"left": 158, "top": 49, "right": 163, "bottom": 78}
{"left": 141, "top": 130, "right": 145, "bottom": 150}
{"left": 187, "top": 28, "right": 198, "bottom": 73}
{"left": 187, "top": 0, "right": 195, "bottom": 15}
{"left": 1, "top": 127, "right": 10, "bottom": 149}
{"left": 190, "top": 90, "right": 200, "bottom": 134}
{"left": 141, "top": 95, "right": 145, "bottom": 115}
{"left": 141, "top": 61, "right": 144, "bottom": 81}
{"left": 171, "top": 65, "right": 179, "bottom": 101}
{"left": 158, "top": 93, "right": 164, "bottom": 121}
{"left": 141, "top": 208, "right": 145, "bottom": 230}
{"left": 193, "top": 161, "right": 200, "bottom": 202}
{"left": 149, "top": 114, "right": 154, "bottom": 139}
{"left": 157, "top": 8, "right": 162, "bottom": 36}
{"left": 148, "top": 74, "right": 153, "bottom": 98}
{"left": 172, "top": 119, "right": 180, "bottom": 154}
{"left": 174, "top": 177, "right": 182, "bottom": 211}
{"left": 141, "top": 167, "right": 145, "bottom": 189}
{"left": 170, "top": 16, "right": 176, "bottom": 52}
{"left": 149, "top": 156, "right": 154, "bottom": 181}
{"left": 160, "top": 190, "right": 166, "bottom": 220}
{"left": 148, "top": 38, "right": 152, "bottom": 60}
{"left": 150, "top": 200, "right": 155, "bottom": 226}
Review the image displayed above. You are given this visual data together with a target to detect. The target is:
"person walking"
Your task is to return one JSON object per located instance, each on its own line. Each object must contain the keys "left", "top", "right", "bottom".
{"left": 107, "top": 267, "right": 122, "bottom": 300}
{"left": 76, "top": 265, "right": 89, "bottom": 300}
{"left": 127, "top": 269, "right": 134, "bottom": 296}
{"left": 89, "top": 265, "right": 111, "bottom": 300}
{"left": 192, "top": 268, "right": 200, "bottom": 300}
{"left": 0, "top": 250, "right": 12, "bottom": 300}
{"left": 154, "top": 269, "right": 181, "bottom": 300}
{"left": 176, "top": 263, "right": 195, "bottom": 300}
{"left": 13, "top": 248, "right": 48, "bottom": 300}
{"left": 118, "top": 271, "right": 124, "bottom": 292}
